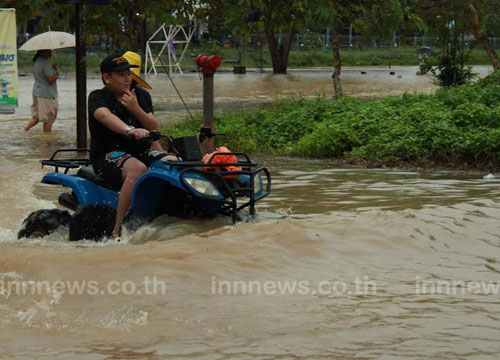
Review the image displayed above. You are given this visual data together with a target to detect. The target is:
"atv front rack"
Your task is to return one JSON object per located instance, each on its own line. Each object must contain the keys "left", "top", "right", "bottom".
{"left": 40, "top": 149, "right": 91, "bottom": 174}
{"left": 163, "top": 152, "right": 271, "bottom": 221}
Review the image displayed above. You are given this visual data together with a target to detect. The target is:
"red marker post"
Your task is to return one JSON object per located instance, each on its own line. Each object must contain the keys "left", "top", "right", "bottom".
{"left": 196, "top": 54, "right": 222, "bottom": 154}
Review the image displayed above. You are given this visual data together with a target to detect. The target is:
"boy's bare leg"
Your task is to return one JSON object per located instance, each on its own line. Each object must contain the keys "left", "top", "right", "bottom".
{"left": 112, "top": 158, "right": 147, "bottom": 237}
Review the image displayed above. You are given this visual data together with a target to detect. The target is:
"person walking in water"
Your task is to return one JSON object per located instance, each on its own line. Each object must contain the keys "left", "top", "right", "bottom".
{"left": 24, "top": 49, "right": 59, "bottom": 132}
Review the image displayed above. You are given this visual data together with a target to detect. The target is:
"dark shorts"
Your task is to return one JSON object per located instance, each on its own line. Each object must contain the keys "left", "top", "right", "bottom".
{"left": 93, "top": 148, "right": 168, "bottom": 188}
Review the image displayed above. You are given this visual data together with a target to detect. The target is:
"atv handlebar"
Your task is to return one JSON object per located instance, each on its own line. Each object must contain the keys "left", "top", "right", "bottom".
{"left": 198, "top": 127, "right": 225, "bottom": 143}
{"left": 126, "top": 130, "right": 162, "bottom": 142}
{"left": 126, "top": 131, "right": 183, "bottom": 160}
{"left": 127, "top": 129, "right": 225, "bottom": 145}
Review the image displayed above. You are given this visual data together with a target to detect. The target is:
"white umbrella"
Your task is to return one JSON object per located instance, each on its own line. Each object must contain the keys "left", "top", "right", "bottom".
{"left": 19, "top": 31, "right": 75, "bottom": 51}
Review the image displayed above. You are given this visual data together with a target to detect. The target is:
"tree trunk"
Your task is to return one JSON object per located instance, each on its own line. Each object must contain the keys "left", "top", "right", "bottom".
{"left": 123, "top": 7, "right": 139, "bottom": 52}
{"left": 467, "top": 3, "right": 499, "bottom": 70}
{"left": 330, "top": 25, "right": 343, "bottom": 99}
{"left": 127, "top": 24, "right": 139, "bottom": 52}
{"left": 265, "top": 25, "right": 294, "bottom": 74}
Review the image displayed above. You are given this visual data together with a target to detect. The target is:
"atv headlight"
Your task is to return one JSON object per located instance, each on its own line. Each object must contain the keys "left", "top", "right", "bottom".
{"left": 253, "top": 174, "right": 263, "bottom": 194}
{"left": 185, "top": 177, "right": 221, "bottom": 197}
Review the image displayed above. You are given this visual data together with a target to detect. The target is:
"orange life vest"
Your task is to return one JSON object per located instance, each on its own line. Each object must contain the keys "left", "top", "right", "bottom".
{"left": 202, "top": 146, "right": 242, "bottom": 179}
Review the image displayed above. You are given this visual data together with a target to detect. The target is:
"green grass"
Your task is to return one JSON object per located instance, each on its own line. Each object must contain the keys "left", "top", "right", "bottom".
{"left": 180, "top": 45, "right": 500, "bottom": 68}
{"left": 17, "top": 46, "right": 500, "bottom": 74}
{"left": 162, "top": 70, "right": 500, "bottom": 170}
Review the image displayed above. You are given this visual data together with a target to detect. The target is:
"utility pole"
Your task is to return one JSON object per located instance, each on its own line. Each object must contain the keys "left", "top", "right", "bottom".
{"left": 59, "top": 0, "right": 109, "bottom": 147}
{"left": 75, "top": 0, "right": 87, "bottom": 148}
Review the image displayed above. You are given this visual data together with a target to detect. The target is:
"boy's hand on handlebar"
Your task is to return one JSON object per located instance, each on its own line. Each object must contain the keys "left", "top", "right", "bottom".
{"left": 130, "top": 128, "right": 150, "bottom": 139}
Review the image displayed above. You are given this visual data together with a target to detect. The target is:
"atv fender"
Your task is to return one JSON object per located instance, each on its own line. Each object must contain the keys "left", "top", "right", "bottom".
{"left": 130, "top": 167, "right": 187, "bottom": 215}
{"left": 42, "top": 172, "right": 119, "bottom": 208}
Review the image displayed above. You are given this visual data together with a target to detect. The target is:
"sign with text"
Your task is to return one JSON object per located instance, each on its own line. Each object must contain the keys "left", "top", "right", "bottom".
{"left": 0, "top": 8, "right": 18, "bottom": 114}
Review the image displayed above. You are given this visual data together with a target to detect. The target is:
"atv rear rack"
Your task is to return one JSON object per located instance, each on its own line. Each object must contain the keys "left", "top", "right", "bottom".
{"left": 40, "top": 149, "right": 91, "bottom": 174}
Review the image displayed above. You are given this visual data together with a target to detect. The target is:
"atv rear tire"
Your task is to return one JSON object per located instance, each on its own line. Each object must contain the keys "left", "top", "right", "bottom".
{"left": 18, "top": 209, "right": 71, "bottom": 239}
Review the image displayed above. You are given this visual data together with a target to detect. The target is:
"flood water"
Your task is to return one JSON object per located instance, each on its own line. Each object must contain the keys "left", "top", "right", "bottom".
{"left": 2, "top": 68, "right": 500, "bottom": 359}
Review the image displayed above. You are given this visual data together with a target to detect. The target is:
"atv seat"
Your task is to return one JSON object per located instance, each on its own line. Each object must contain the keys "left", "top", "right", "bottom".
{"left": 77, "top": 167, "right": 121, "bottom": 191}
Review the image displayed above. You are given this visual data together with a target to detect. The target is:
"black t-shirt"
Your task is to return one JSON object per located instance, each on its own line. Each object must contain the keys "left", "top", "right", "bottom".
{"left": 88, "top": 86, "right": 154, "bottom": 161}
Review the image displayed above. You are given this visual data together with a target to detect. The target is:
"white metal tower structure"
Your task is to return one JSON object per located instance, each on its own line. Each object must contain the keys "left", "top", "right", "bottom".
{"left": 145, "top": 17, "right": 196, "bottom": 76}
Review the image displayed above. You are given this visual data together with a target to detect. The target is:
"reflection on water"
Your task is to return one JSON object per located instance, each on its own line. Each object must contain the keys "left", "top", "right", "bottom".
{"left": 261, "top": 157, "right": 500, "bottom": 215}
{"left": 1, "top": 68, "right": 500, "bottom": 359}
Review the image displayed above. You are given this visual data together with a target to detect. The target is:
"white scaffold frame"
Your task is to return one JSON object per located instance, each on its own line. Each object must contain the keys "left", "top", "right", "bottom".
{"left": 145, "top": 21, "right": 196, "bottom": 77}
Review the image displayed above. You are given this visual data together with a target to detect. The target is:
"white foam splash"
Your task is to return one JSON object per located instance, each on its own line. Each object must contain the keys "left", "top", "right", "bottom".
{"left": 99, "top": 307, "right": 149, "bottom": 330}
{"left": 483, "top": 173, "right": 498, "bottom": 180}
{"left": 0, "top": 226, "right": 19, "bottom": 243}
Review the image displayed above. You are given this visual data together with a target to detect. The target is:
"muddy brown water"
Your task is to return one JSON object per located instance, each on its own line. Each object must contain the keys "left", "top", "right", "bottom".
{"left": 1, "top": 68, "right": 500, "bottom": 359}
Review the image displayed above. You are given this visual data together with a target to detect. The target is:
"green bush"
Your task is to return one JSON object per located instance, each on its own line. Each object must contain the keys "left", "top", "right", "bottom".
{"left": 163, "top": 70, "right": 500, "bottom": 168}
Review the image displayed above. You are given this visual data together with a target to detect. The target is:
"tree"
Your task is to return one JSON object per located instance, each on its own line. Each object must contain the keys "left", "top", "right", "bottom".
{"left": 198, "top": 0, "right": 310, "bottom": 74}
{"left": 6, "top": 0, "right": 74, "bottom": 33}
{"left": 313, "top": 1, "right": 366, "bottom": 99}
{"left": 314, "top": 0, "right": 425, "bottom": 98}
{"left": 415, "top": 0, "right": 500, "bottom": 70}
{"left": 11, "top": 0, "right": 189, "bottom": 55}
{"left": 466, "top": 2, "right": 499, "bottom": 69}
{"left": 259, "top": 0, "right": 309, "bottom": 74}
{"left": 87, "top": 0, "right": 186, "bottom": 53}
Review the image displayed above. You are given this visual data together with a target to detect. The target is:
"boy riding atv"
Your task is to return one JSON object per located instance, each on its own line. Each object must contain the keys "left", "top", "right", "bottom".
{"left": 89, "top": 54, "right": 179, "bottom": 237}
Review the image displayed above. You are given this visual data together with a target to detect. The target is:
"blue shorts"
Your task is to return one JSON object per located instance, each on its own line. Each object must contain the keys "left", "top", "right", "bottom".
{"left": 93, "top": 148, "right": 168, "bottom": 188}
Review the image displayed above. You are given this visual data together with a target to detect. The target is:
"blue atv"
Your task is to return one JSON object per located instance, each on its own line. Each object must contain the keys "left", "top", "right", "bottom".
{"left": 18, "top": 131, "right": 271, "bottom": 241}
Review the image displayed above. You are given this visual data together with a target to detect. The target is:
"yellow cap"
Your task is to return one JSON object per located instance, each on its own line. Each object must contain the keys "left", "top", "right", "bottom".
{"left": 122, "top": 51, "right": 152, "bottom": 90}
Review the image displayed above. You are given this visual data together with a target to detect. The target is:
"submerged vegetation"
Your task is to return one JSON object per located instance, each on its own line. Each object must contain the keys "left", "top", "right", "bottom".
{"left": 163, "top": 70, "right": 500, "bottom": 169}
